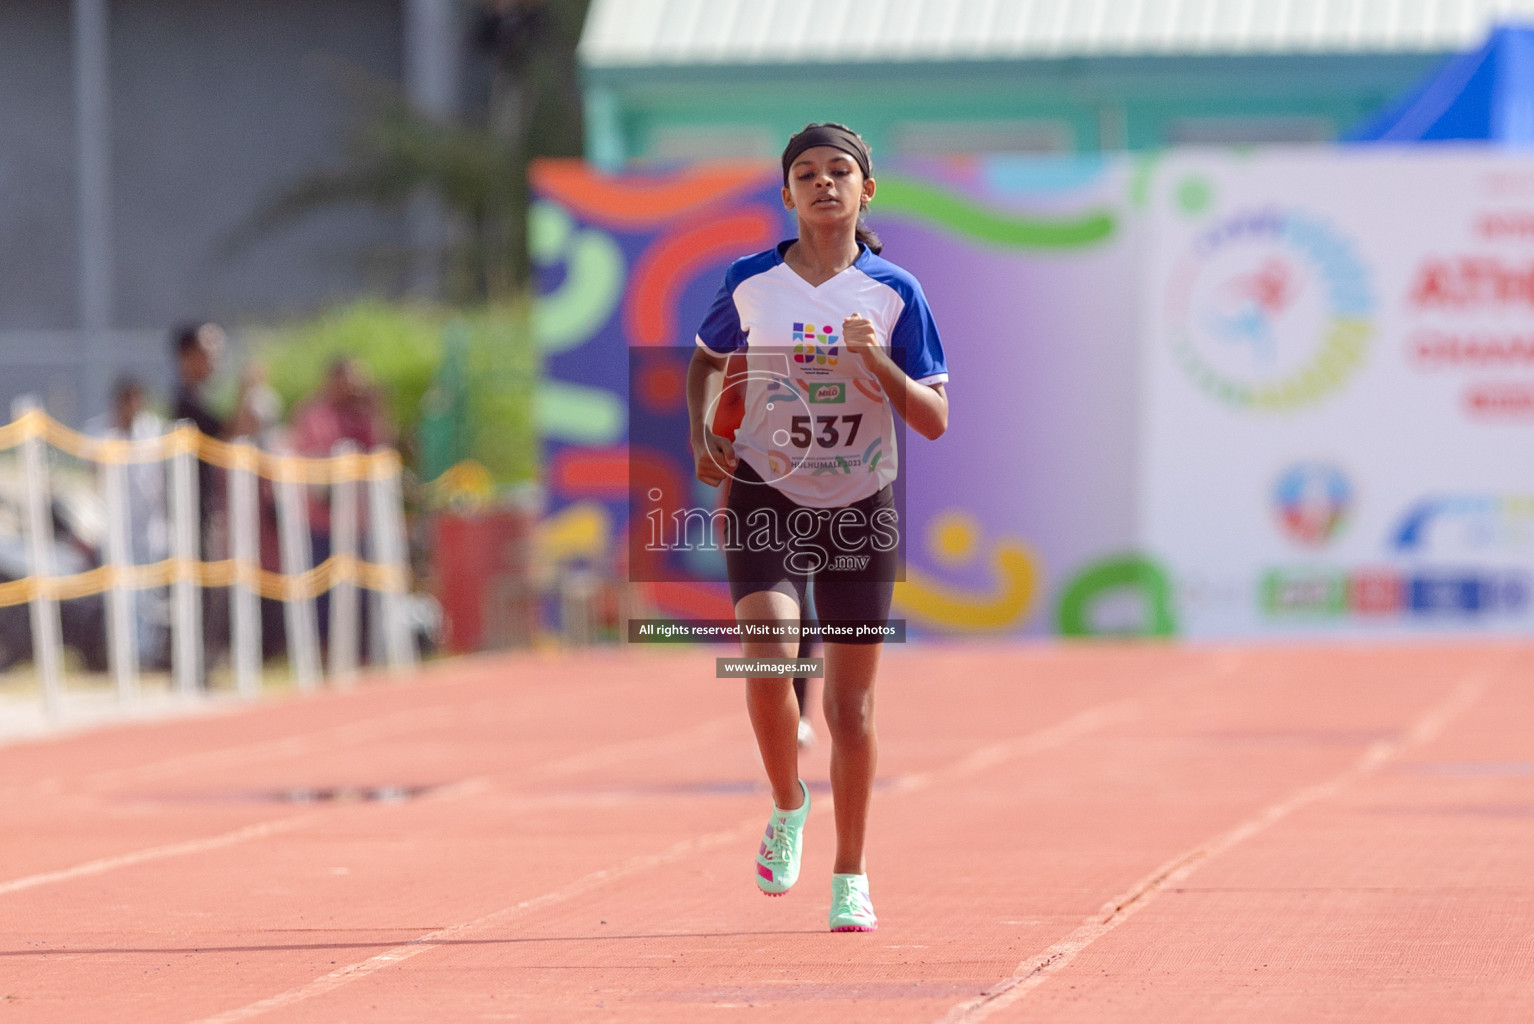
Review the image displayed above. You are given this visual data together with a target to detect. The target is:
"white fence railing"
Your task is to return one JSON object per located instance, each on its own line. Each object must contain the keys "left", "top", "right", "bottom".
{"left": 4, "top": 399, "right": 417, "bottom": 717}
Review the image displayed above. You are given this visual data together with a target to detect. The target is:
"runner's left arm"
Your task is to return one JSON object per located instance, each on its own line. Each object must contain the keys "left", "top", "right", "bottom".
{"left": 841, "top": 314, "right": 948, "bottom": 440}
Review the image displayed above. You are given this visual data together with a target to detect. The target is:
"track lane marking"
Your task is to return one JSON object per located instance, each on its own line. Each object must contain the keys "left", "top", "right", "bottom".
{"left": 11, "top": 655, "right": 707, "bottom": 796}
{"left": 0, "top": 778, "right": 498, "bottom": 900}
{"left": 183, "top": 692, "right": 1148, "bottom": 1023}
{"left": 0, "top": 714, "right": 740, "bottom": 899}
{"left": 936, "top": 676, "right": 1486, "bottom": 1024}
{"left": 890, "top": 699, "right": 1140, "bottom": 795}
{"left": 0, "top": 815, "right": 317, "bottom": 897}
{"left": 182, "top": 817, "right": 765, "bottom": 1024}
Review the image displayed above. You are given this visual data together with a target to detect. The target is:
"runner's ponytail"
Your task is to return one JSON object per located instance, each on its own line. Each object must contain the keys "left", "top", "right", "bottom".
{"left": 857, "top": 206, "right": 884, "bottom": 255}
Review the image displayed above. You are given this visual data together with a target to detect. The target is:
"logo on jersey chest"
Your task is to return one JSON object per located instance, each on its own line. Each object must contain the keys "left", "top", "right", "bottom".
{"left": 792, "top": 322, "right": 839, "bottom": 374}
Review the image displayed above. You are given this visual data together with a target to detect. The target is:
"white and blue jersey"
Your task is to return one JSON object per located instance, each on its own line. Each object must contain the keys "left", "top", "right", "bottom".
{"left": 696, "top": 241, "right": 948, "bottom": 508}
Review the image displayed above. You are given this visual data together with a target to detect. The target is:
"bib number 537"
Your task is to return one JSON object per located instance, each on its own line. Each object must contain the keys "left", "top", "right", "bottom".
{"left": 789, "top": 414, "right": 862, "bottom": 449}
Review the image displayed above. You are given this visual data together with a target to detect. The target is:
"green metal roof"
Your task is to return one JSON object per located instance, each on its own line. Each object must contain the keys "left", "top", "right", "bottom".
{"left": 581, "top": 0, "right": 1534, "bottom": 67}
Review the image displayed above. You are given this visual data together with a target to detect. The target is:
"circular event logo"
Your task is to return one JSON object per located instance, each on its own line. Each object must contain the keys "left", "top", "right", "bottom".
{"left": 1166, "top": 208, "right": 1374, "bottom": 409}
{"left": 1273, "top": 462, "right": 1352, "bottom": 546}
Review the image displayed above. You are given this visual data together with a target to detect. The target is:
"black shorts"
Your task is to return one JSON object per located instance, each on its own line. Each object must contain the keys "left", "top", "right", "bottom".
{"left": 724, "top": 460, "right": 897, "bottom": 644}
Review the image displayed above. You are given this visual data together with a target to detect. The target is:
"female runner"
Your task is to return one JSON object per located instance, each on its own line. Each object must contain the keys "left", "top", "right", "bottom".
{"left": 686, "top": 123, "right": 949, "bottom": 931}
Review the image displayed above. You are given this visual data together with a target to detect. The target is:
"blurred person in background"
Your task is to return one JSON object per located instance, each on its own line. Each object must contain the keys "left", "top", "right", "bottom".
{"left": 171, "top": 321, "right": 264, "bottom": 532}
{"left": 290, "top": 356, "right": 393, "bottom": 658}
{"left": 85, "top": 377, "right": 170, "bottom": 669}
{"left": 233, "top": 362, "right": 284, "bottom": 449}
{"left": 170, "top": 320, "right": 263, "bottom": 679}
{"left": 171, "top": 322, "right": 264, "bottom": 452}
{"left": 227, "top": 359, "right": 289, "bottom": 662}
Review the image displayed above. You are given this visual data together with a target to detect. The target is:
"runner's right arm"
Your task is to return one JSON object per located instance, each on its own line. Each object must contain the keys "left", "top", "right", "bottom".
{"left": 687, "top": 346, "right": 737, "bottom": 487}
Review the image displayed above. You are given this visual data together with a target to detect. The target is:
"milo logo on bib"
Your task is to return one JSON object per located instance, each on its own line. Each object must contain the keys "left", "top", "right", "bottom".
{"left": 806, "top": 382, "right": 846, "bottom": 404}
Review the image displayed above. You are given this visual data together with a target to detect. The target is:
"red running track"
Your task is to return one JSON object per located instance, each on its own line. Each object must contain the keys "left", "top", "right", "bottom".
{"left": 1, "top": 643, "right": 1532, "bottom": 1022}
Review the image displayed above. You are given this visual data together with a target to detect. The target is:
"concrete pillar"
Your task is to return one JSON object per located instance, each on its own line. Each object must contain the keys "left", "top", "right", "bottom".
{"left": 404, "top": 0, "right": 461, "bottom": 297}
{"left": 74, "top": 0, "right": 112, "bottom": 424}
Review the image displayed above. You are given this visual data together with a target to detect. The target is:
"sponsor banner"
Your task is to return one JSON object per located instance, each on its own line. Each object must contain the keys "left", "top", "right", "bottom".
{"left": 1142, "top": 150, "right": 1534, "bottom": 637}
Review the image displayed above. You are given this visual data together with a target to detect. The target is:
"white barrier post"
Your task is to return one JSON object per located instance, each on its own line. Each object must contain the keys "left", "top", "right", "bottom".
{"left": 228, "top": 441, "right": 262, "bottom": 698}
{"left": 14, "top": 399, "right": 64, "bottom": 717}
{"left": 368, "top": 450, "right": 417, "bottom": 673}
{"left": 367, "top": 584, "right": 386, "bottom": 667}
{"left": 328, "top": 441, "right": 360, "bottom": 684}
{"left": 366, "top": 491, "right": 385, "bottom": 667}
{"left": 101, "top": 432, "right": 138, "bottom": 702}
{"left": 169, "top": 422, "right": 202, "bottom": 695}
{"left": 275, "top": 462, "right": 322, "bottom": 690}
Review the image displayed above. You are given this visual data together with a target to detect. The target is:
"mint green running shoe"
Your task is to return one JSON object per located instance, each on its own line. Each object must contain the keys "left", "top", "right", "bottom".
{"left": 828, "top": 873, "right": 878, "bottom": 931}
{"left": 755, "top": 779, "right": 810, "bottom": 895}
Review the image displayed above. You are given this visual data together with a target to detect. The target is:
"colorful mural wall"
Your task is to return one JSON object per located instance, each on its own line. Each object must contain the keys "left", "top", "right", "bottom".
{"left": 530, "top": 156, "right": 1154, "bottom": 637}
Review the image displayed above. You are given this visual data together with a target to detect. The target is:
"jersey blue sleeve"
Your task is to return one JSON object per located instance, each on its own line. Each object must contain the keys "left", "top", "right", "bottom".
{"left": 695, "top": 275, "right": 746, "bottom": 355}
{"left": 696, "top": 250, "right": 777, "bottom": 354}
{"left": 889, "top": 281, "right": 948, "bottom": 385}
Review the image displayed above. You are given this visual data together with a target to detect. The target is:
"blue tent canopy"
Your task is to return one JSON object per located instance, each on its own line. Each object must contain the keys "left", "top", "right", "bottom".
{"left": 1348, "top": 23, "right": 1534, "bottom": 142}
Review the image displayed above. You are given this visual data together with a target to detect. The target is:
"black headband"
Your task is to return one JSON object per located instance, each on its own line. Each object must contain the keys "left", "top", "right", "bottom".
{"left": 781, "top": 125, "right": 872, "bottom": 183}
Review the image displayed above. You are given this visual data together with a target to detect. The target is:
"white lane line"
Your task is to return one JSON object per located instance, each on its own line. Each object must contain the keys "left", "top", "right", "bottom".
{"left": 936, "top": 676, "right": 1486, "bottom": 1024}
{"left": 520, "top": 715, "right": 741, "bottom": 780}
{"left": 183, "top": 694, "right": 1147, "bottom": 1023}
{"left": 184, "top": 818, "right": 763, "bottom": 1024}
{"left": 79, "top": 703, "right": 473, "bottom": 790}
{"left": 0, "top": 713, "right": 740, "bottom": 899}
{"left": 890, "top": 699, "right": 1141, "bottom": 795}
{"left": 73, "top": 653, "right": 722, "bottom": 792}
{"left": 0, "top": 766, "right": 494, "bottom": 900}
{"left": 0, "top": 814, "right": 316, "bottom": 897}
{"left": 891, "top": 646, "right": 1256, "bottom": 797}
{"left": 83, "top": 705, "right": 740, "bottom": 793}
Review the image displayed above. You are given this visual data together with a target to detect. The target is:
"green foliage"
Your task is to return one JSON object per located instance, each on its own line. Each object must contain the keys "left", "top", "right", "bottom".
{"left": 248, "top": 298, "right": 537, "bottom": 485}
{"left": 460, "top": 303, "right": 540, "bottom": 485}
{"left": 257, "top": 300, "right": 440, "bottom": 434}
